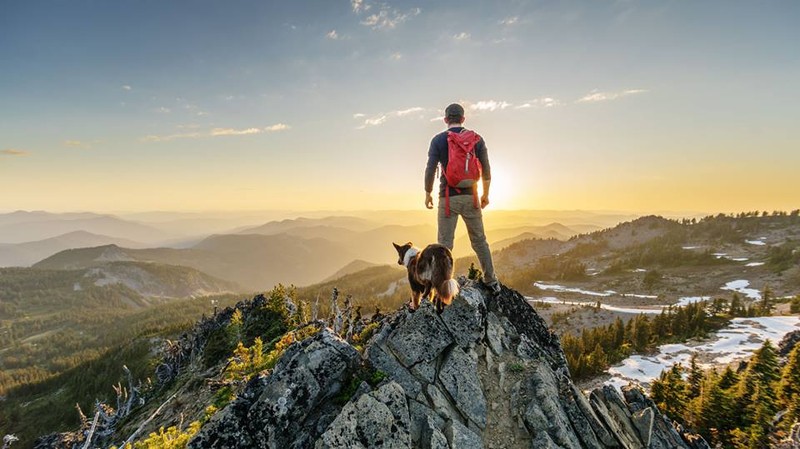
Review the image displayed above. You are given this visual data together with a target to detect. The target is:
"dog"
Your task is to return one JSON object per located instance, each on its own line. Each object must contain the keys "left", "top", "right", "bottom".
{"left": 393, "top": 241, "right": 459, "bottom": 313}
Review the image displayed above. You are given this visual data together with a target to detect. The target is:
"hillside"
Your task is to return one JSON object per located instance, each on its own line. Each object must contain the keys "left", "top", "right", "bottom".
{"left": 34, "top": 233, "right": 359, "bottom": 291}
{"left": 496, "top": 213, "right": 800, "bottom": 302}
{"left": 0, "top": 262, "right": 241, "bottom": 395}
{"left": 0, "top": 231, "right": 145, "bottom": 267}
{"left": 281, "top": 213, "right": 800, "bottom": 320}
{"left": 320, "top": 259, "right": 380, "bottom": 282}
{"left": 235, "top": 216, "right": 378, "bottom": 235}
{"left": 0, "top": 212, "right": 174, "bottom": 245}
{"left": 27, "top": 283, "right": 708, "bottom": 449}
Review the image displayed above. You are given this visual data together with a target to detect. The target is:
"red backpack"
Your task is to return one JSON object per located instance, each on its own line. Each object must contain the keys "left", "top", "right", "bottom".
{"left": 442, "top": 129, "right": 482, "bottom": 216}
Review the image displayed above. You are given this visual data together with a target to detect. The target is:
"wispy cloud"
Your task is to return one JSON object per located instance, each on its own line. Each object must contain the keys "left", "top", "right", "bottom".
{"left": 499, "top": 16, "right": 519, "bottom": 26}
{"left": 326, "top": 29, "right": 340, "bottom": 40}
{"left": 355, "top": 106, "right": 427, "bottom": 129}
{"left": 469, "top": 100, "right": 512, "bottom": 112}
{"left": 354, "top": 2, "right": 420, "bottom": 30}
{"left": 453, "top": 32, "right": 470, "bottom": 41}
{"left": 121, "top": 85, "right": 132, "bottom": 91}
{"left": 351, "top": 0, "right": 369, "bottom": 13}
{"left": 577, "top": 88, "right": 648, "bottom": 103}
{"left": 64, "top": 140, "right": 92, "bottom": 149}
{"left": 143, "top": 124, "right": 290, "bottom": 142}
{"left": 210, "top": 127, "right": 262, "bottom": 136}
{"left": 515, "top": 97, "right": 561, "bottom": 109}
{"left": 264, "top": 123, "right": 290, "bottom": 132}
{"left": 396, "top": 107, "right": 424, "bottom": 116}
{"left": 389, "top": 52, "right": 403, "bottom": 61}
{"left": 363, "top": 116, "right": 387, "bottom": 127}
{"left": 1, "top": 149, "right": 28, "bottom": 156}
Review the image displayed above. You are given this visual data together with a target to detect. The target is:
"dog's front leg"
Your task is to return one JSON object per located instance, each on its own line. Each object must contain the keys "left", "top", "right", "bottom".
{"left": 410, "top": 290, "right": 422, "bottom": 310}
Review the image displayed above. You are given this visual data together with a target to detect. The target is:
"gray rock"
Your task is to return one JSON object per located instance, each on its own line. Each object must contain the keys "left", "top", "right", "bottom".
{"left": 518, "top": 361, "right": 583, "bottom": 449}
{"left": 189, "top": 329, "right": 360, "bottom": 449}
{"left": 440, "top": 286, "right": 485, "bottom": 348}
{"left": 485, "top": 312, "right": 506, "bottom": 355}
{"left": 409, "top": 398, "right": 444, "bottom": 444}
{"left": 316, "top": 381, "right": 411, "bottom": 449}
{"left": 621, "top": 384, "right": 699, "bottom": 449}
{"left": 530, "top": 432, "right": 564, "bottom": 449}
{"left": 420, "top": 416, "right": 449, "bottom": 449}
{"left": 558, "top": 379, "right": 606, "bottom": 449}
{"left": 386, "top": 302, "right": 454, "bottom": 367}
{"left": 411, "top": 359, "right": 437, "bottom": 384}
{"left": 631, "top": 408, "right": 654, "bottom": 447}
{"left": 589, "top": 386, "right": 644, "bottom": 449}
{"left": 366, "top": 343, "right": 422, "bottom": 398}
{"left": 426, "top": 384, "right": 457, "bottom": 421}
{"left": 445, "top": 418, "right": 483, "bottom": 449}
{"left": 439, "top": 346, "right": 487, "bottom": 429}
{"left": 564, "top": 382, "right": 618, "bottom": 447}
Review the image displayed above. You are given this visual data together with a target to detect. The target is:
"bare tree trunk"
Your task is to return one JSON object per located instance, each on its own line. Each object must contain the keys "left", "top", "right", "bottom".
{"left": 2, "top": 435, "right": 19, "bottom": 449}
{"left": 120, "top": 392, "right": 178, "bottom": 447}
{"left": 330, "top": 288, "right": 342, "bottom": 335}
{"left": 80, "top": 412, "right": 100, "bottom": 449}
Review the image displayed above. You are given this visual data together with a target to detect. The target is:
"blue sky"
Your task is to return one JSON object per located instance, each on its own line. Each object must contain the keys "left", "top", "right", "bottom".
{"left": 1, "top": 0, "right": 798, "bottom": 212}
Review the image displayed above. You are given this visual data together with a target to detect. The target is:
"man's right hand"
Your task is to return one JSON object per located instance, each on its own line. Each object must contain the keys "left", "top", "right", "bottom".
{"left": 425, "top": 192, "right": 434, "bottom": 209}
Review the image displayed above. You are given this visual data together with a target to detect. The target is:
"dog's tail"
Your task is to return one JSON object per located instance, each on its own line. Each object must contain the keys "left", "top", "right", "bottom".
{"left": 439, "top": 279, "right": 460, "bottom": 305}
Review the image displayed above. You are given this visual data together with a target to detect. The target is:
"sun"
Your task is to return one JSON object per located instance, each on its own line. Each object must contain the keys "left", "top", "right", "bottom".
{"left": 481, "top": 161, "right": 515, "bottom": 209}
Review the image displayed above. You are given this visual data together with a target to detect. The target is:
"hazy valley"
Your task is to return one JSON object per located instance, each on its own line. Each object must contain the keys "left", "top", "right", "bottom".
{"left": 1, "top": 209, "right": 799, "bottom": 448}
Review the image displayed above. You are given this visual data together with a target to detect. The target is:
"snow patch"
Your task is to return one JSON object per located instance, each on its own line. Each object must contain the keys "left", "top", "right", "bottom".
{"left": 721, "top": 279, "right": 762, "bottom": 300}
{"left": 746, "top": 262, "right": 765, "bottom": 267}
{"left": 607, "top": 316, "right": 800, "bottom": 390}
{"left": 674, "top": 296, "right": 711, "bottom": 307}
{"left": 534, "top": 282, "right": 615, "bottom": 297}
{"left": 746, "top": 239, "right": 766, "bottom": 246}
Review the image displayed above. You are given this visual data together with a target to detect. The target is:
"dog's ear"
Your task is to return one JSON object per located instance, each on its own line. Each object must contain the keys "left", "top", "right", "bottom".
{"left": 405, "top": 241, "right": 413, "bottom": 248}
{"left": 392, "top": 242, "right": 401, "bottom": 251}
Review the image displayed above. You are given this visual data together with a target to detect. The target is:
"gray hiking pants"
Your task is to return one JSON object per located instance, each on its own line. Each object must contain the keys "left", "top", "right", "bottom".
{"left": 437, "top": 194, "right": 497, "bottom": 285}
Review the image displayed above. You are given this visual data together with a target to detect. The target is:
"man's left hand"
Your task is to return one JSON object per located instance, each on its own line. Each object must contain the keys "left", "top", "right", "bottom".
{"left": 480, "top": 195, "right": 489, "bottom": 209}
{"left": 425, "top": 192, "right": 434, "bottom": 209}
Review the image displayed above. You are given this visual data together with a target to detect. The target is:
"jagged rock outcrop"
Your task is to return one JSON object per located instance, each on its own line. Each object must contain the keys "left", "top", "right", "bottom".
{"left": 189, "top": 280, "right": 707, "bottom": 448}
{"left": 189, "top": 329, "right": 361, "bottom": 448}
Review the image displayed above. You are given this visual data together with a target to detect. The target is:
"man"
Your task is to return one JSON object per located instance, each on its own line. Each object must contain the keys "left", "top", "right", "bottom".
{"left": 424, "top": 103, "right": 500, "bottom": 293}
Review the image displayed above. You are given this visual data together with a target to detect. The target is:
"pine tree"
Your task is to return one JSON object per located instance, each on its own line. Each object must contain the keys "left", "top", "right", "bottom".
{"left": 746, "top": 384, "right": 775, "bottom": 449}
{"left": 779, "top": 344, "right": 800, "bottom": 424}
{"left": 730, "top": 293, "right": 742, "bottom": 316}
{"left": 632, "top": 315, "right": 651, "bottom": 353}
{"left": 651, "top": 364, "right": 689, "bottom": 420}
{"left": 588, "top": 343, "right": 608, "bottom": 375}
{"left": 760, "top": 286, "right": 773, "bottom": 316}
{"left": 750, "top": 340, "right": 780, "bottom": 388}
{"left": 688, "top": 353, "right": 704, "bottom": 399}
{"left": 718, "top": 365, "right": 739, "bottom": 390}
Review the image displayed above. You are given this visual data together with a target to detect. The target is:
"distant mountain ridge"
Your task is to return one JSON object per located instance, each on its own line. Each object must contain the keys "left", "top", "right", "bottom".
{"left": 0, "top": 212, "right": 174, "bottom": 244}
{"left": 0, "top": 231, "right": 145, "bottom": 267}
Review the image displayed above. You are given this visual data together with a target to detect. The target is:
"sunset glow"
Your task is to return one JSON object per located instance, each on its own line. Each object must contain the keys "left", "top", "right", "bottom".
{"left": 1, "top": 1, "right": 798, "bottom": 214}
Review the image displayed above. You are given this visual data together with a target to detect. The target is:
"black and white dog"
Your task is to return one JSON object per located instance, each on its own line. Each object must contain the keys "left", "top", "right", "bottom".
{"left": 393, "top": 242, "right": 459, "bottom": 313}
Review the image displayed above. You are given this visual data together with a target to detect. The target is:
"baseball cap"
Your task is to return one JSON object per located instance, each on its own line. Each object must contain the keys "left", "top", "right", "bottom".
{"left": 445, "top": 103, "right": 465, "bottom": 119}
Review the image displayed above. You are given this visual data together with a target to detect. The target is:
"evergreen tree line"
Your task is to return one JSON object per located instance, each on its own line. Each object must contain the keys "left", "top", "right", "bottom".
{"left": 651, "top": 340, "right": 800, "bottom": 448}
{"left": 561, "top": 291, "right": 773, "bottom": 380}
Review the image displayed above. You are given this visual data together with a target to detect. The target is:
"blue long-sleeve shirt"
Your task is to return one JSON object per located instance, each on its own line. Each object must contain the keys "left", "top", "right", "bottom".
{"left": 424, "top": 127, "right": 491, "bottom": 197}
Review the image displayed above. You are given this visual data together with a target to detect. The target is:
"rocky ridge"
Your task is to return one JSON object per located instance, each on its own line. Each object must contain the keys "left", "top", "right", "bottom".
{"left": 189, "top": 281, "right": 708, "bottom": 449}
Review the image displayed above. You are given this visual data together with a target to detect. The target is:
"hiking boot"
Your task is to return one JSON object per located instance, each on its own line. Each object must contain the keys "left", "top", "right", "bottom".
{"left": 486, "top": 281, "right": 502, "bottom": 295}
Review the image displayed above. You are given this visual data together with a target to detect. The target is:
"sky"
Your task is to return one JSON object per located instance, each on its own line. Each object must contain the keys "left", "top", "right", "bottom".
{"left": 1, "top": 0, "right": 798, "bottom": 213}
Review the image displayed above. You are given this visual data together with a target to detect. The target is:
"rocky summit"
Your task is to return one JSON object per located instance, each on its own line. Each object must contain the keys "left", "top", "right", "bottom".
{"left": 188, "top": 280, "right": 707, "bottom": 449}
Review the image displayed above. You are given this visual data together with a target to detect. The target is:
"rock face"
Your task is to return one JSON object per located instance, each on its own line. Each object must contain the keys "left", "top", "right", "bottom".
{"left": 189, "top": 329, "right": 361, "bottom": 449}
{"left": 189, "top": 280, "right": 707, "bottom": 448}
